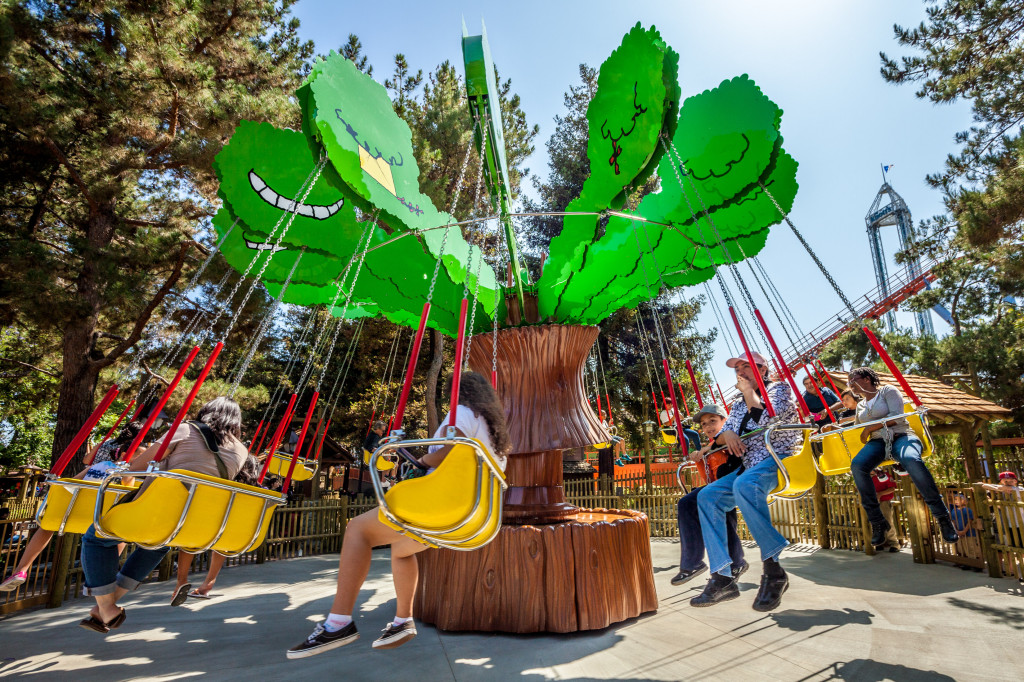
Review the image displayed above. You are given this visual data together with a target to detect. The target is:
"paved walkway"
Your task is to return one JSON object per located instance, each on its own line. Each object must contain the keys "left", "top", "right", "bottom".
{"left": 2, "top": 541, "right": 1023, "bottom": 681}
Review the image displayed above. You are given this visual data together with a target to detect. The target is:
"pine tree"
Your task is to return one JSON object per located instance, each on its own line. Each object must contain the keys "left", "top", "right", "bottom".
{"left": 0, "top": 1, "right": 314, "bottom": 467}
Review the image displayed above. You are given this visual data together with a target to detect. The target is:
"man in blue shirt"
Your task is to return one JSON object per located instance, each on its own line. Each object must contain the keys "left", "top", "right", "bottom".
{"left": 802, "top": 375, "right": 841, "bottom": 428}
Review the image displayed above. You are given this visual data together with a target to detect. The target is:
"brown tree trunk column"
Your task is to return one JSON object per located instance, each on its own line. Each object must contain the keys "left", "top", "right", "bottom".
{"left": 413, "top": 324, "right": 658, "bottom": 633}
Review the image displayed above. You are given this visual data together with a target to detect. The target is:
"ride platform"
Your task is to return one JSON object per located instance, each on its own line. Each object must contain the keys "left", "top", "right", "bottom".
{"left": 1, "top": 542, "right": 1019, "bottom": 681}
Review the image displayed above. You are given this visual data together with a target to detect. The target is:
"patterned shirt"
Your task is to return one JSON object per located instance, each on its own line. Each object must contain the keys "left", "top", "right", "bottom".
{"left": 721, "top": 381, "right": 802, "bottom": 469}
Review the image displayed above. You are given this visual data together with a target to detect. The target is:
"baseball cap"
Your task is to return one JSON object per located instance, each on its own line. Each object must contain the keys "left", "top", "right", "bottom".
{"left": 695, "top": 404, "right": 727, "bottom": 420}
{"left": 725, "top": 352, "right": 768, "bottom": 369}
{"left": 998, "top": 471, "right": 1018, "bottom": 481}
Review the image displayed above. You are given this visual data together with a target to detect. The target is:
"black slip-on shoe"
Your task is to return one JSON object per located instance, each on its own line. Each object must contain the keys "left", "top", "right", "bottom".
{"left": 372, "top": 620, "right": 418, "bottom": 649}
{"left": 670, "top": 563, "right": 707, "bottom": 587}
{"left": 287, "top": 621, "right": 359, "bottom": 659}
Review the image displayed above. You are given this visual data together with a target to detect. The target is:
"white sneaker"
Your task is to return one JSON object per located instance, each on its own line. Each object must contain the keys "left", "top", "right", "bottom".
{"left": 372, "top": 620, "right": 417, "bottom": 649}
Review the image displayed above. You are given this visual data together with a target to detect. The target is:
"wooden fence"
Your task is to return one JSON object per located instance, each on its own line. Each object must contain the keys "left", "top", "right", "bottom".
{"left": 0, "top": 494, "right": 377, "bottom": 616}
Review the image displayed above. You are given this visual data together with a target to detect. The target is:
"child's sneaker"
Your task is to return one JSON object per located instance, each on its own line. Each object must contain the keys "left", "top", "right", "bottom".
{"left": 372, "top": 620, "right": 417, "bottom": 649}
{"left": 286, "top": 621, "right": 359, "bottom": 659}
{"left": 0, "top": 571, "right": 27, "bottom": 592}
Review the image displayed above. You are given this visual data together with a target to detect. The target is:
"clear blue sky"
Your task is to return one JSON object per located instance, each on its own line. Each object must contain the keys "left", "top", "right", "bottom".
{"left": 292, "top": 0, "right": 971, "bottom": 375}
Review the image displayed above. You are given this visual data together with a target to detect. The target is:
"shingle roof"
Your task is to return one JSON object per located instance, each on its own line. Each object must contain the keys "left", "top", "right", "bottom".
{"left": 828, "top": 370, "right": 1012, "bottom": 424}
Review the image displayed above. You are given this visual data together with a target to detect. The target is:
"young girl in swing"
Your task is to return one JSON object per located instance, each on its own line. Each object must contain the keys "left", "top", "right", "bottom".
{"left": 287, "top": 371, "right": 510, "bottom": 659}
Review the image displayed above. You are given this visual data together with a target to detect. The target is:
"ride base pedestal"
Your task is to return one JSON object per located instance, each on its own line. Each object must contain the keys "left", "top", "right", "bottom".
{"left": 413, "top": 324, "right": 658, "bottom": 633}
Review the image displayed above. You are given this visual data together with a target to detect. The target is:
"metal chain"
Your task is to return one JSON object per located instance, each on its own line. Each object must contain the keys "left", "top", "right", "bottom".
{"left": 229, "top": 250, "right": 304, "bottom": 396}
{"left": 314, "top": 216, "right": 375, "bottom": 393}
{"left": 755, "top": 255, "right": 806, "bottom": 339}
{"left": 703, "top": 281, "right": 738, "bottom": 356}
{"left": 258, "top": 309, "right": 320, "bottom": 430}
{"left": 462, "top": 246, "right": 485, "bottom": 368}
{"left": 216, "top": 157, "right": 328, "bottom": 342}
{"left": 296, "top": 217, "right": 374, "bottom": 397}
{"left": 759, "top": 181, "right": 858, "bottom": 319}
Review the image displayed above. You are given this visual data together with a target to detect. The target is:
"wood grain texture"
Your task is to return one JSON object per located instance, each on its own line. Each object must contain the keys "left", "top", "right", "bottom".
{"left": 414, "top": 509, "right": 657, "bottom": 633}
{"left": 468, "top": 324, "right": 609, "bottom": 455}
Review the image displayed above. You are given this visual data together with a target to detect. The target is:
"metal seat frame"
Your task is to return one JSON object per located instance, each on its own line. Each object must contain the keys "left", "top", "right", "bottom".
{"left": 370, "top": 434, "right": 508, "bottom": 552}
{"left": 92, "top": 465, "right": 286, "bottom": 556}
{"left": 764, "top": 422, "right": 818, "bottom": 503}
{"left": 35, "top": 471, "right": 136, "bottom": 536}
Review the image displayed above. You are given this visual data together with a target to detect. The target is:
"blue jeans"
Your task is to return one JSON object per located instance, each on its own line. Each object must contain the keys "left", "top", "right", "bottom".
{"left": 81, "top": 524, "right": 169, "bottom": 595}
{"left": 851, "top": 434, "right": 947, "bottom": 525}
{"left": 677, "top": 486, "right": 744, "bottom": 571}
{"left": 698, "top": 457, "right": 789, "bottom": 577}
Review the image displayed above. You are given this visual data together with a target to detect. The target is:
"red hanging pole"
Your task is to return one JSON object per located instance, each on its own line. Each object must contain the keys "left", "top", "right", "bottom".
{"left": 716, "top": 383, "right": 730, "bottom": 415}
{"left": 284, "top": 391, "right": 319, "bottom": 487}
{"left": 253, "top": 414, "right": 273, "bottom": 455}
{"left": 50, "top": 384, "right": 120, "bottom": 476}
{"left": 259, "top": 392, "right": 297, "bottom": 483}
{"left": 97, "top": 399, "right": 135, "bottom": 449}
{"left": 753, "top": 309, "right": 809, "bottom": 423}
{"left": 676, "top": 383, "right": 692, "bottom": 417}
{"left": 605, "top": 393, "right": 613, "bottom": 424}
{"left": 707, "top": 384, "right": 717, "bottom": 405}
{"left": 491, "top": 370, "right": 497, "bottom": 389}
{"left": 685, "top": 360, "right": 704, "bottom": 409}
{"left": 393, "top": 302, "right": 431, "bottom": 431}
{"left": 153, "top": 342, "right": 224, "bottom": 463}
{"left": 662, "top": 360, "right": 689, "bottom": 458}
{"left": 365, "top": 409, "right": 376, "bottom": 437}
{"left": 249, "top": 420, "right": 266, "bottom": 451}
{"left": 815, "top": 357, "right": 841, "bottom": 396}
{"left": 122, "top": 345, "right": 201, "bottom": 463}
{"left": 131, "top": 400, "right": 147, "bottom": 420}
{"left": 803, "top": 364, "right": 837, "bottom": 424}
{"left": 862, "top": 327, "right": 922, "bottom": 406}
{"left": 595, "top": 392, "right": 604, "bottom": 422}
{"left": 728, "top": 307, "right": 775, "bottom": 417}
{"left": 315, "top": 418, "right": 332, "bottom": 461}
{"left": 304, "top": 419, "right": 323, "bottom": 459}
{"left": 651, "top": 391, "right": 663, "bottom": 425}
{"left": 448, "top": 298, "right": 469, "bottom": 427}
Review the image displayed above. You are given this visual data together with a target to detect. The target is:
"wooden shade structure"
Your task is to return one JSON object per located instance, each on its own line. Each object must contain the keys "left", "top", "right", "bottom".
{"left": 828, "top": 370, "right": 1013, "bottom": 480}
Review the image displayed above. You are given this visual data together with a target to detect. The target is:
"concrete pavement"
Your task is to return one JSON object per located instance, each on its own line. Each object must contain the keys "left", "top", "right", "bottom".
{"left": 1, "top": 541, "right": 1022, "bottom": 681}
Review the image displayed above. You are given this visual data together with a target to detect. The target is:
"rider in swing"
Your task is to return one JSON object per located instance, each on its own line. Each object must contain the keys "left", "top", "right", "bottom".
{"left": 692, "top": 352, "right": 801, "bottom": 611}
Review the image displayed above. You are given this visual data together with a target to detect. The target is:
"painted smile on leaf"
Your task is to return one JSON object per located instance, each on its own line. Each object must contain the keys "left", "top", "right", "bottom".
{"left": 249, "top": 169, "right": 345, "bottom": 219}
{"left": 244, "top": 238, "right": 287, "bottom": 253}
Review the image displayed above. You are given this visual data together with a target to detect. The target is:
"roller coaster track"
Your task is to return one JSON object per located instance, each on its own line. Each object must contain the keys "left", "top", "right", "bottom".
{"left": 779, "top": 256, "right": 940, "bottom": 370}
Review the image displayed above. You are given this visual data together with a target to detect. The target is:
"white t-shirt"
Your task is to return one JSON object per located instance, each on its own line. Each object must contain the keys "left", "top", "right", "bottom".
{"left": 84, "top": 460, "right": 117, "bottom": 482}
{"left": 430, "top": 407, "right": 504, "bottom": 471}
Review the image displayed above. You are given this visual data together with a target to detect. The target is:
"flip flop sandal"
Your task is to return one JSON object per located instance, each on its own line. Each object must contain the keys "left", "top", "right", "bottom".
{"left": 171, "top": 583, "right": 191, "bottom": 607}
{"left": 79, "top": 607, "right": 126, "bottom": 634}
{"left": 188, "top": 590, "right": 214, "bottom": 599}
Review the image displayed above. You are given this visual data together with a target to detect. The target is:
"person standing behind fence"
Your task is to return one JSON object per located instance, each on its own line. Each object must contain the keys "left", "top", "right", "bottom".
{"left": 948, "top": 492, "right": 983, "bottom": 570}
{"left": 847, "top": 367, "right": 959, "bottom": 550}
{"left": 980, "top": 472, "right": 1024, "bottom": 547}
{"left": 871, "top": 469, "right": 901, "bottom": 552}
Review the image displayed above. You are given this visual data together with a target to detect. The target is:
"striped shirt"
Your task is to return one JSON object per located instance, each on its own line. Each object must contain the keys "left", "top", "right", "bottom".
{"left": 722, "top": 381, "right": 802, "bottom": 469}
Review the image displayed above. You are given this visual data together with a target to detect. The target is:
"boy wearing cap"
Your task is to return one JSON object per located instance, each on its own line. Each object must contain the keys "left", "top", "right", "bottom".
{"left": 671, "top": 404, "right": 747, "bottom": 587}
{"left": 693, "top": 352, "right": 802, "bottom": 612}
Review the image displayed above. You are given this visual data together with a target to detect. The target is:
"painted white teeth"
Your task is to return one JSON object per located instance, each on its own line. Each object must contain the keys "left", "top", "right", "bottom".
{"left": 244, "top": 239, "right": 286, "bottom": 253}
{"left": 248, "top": 170, "right": 344, "bottom": 219}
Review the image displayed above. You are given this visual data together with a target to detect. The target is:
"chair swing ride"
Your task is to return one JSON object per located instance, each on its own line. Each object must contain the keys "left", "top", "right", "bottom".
{"left": 38, "top": 20, "right": 935, "bottom": 632}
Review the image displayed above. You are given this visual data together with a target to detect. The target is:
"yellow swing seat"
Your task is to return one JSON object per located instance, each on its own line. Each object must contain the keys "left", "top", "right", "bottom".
{"left": 363, "top": 448, "right": 396, "bottom": 472}
{"left": 811, "top": 403, "right": 933, "bottom": 477}
{"left": 660, "top": 427, "right": 678, "bottom": 445}
{"left": 372, "top": 437, "right": 507, "bottom": 551}
{"left": 265, "top": 451, "right": 317, "bottom": 481}
{"left": 764, "top": 424, "right": 818, "bottom": 502}
{"left": 93, "top": 469, "right": 285, "bottom": 556}
{"left": 36, "top": 477, "right": 138, "bottom": 536}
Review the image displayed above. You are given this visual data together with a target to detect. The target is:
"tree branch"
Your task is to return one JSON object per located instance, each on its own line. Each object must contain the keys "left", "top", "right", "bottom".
{"left": 0, "top": 356, "right": 61, "bottom": 379}
{"left": 42, "top": 137, "right": 99, "bottom": 216}
{"left": 92, "top": 241, "right": 193, "bottom": 370}
{"left": 124, "top": 218, "right": 169, "bottom": 228}
{"left": 140, "top": 359, "right": 170, "bottom": 386}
